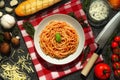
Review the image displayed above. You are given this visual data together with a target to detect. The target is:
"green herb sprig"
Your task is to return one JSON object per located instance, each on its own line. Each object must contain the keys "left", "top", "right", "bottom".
{"left": 82, "top": 0, "right": 91, "bottom": 12}
{"left": 68, "top": 12, "right": 88, "bottom": 28}
{"left": 23, "top": 22, "right": 35, "bottom": 39}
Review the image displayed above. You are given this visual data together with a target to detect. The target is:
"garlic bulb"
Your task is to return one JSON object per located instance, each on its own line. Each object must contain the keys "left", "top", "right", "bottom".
{"left": 1, "top": 14, "right": 16, "bottom": 29}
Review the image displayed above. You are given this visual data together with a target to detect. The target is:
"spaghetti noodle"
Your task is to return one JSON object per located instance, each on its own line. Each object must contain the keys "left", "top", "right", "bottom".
{"left": 39, "top": 20, "right": 79, "bottom": 59}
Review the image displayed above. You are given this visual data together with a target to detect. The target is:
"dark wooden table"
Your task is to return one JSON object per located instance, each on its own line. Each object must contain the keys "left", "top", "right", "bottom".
{"left": 0, "top": 0, "right": 118, "bottom": 80}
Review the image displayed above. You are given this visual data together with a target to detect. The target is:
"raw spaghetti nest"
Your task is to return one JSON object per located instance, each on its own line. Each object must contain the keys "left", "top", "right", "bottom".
{"left": 39, "top": 20, "right": 79, "bottom": 59}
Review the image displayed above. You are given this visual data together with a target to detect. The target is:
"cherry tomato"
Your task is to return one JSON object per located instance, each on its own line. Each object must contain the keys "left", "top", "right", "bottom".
{"left": 112, "top": 62, "right": 120, "bottom": 70}
{"left": 94, "top": 63, "right": 111, "bottom": 80}
{"left": 114, "top": 36, "right": 120, "bottom": 42}
{"left": 119, "top": 55, "right": 120, "bottom": 59}
{"left": 111, "top": 41, "right": 119, "bottom": 48}
{"left": 113, "top": 48, "right": 120, "bottom": 55}
{"left": 114, "top": 69, "right": 120, "bottom": 78}
{"left": 111, "top": 54, "right": 119, "bottom": 62}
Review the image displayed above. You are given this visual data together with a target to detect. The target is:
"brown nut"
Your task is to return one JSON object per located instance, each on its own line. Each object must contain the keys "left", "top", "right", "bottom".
{"left": 11, "top": 37, "right": 20, "bottom": 46}
{"left": 0, "top": 42, "right": 11, "bottom": 55}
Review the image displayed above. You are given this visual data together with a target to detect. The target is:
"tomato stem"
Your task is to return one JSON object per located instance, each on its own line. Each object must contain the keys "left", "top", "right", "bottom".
{"left": 103, "top": 69, "right": 111, "bottom": 74}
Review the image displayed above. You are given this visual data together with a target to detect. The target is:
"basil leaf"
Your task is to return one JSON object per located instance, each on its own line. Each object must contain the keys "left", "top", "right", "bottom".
{"left": 55, "top": 33, "right": 61, "bottom": 43}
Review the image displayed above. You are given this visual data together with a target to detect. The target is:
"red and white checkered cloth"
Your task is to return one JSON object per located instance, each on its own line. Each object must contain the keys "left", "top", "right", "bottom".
{"left": 17, "top": 0, "right": 103, "bottom": 80}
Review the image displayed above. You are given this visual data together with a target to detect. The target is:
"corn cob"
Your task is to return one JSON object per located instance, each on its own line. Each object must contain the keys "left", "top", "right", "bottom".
{"left": 15, "top": 0, "right": 61, "bottom": 16}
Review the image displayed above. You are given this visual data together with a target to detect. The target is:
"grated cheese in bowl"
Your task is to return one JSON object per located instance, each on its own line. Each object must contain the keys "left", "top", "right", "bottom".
{"left": 89, "top": 0, "right": 109, "bottom": 21}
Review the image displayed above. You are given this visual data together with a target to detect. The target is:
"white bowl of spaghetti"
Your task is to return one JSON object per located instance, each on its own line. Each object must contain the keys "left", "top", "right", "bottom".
{"left": 34, "top": 14, "right": 85, "bottom": 65}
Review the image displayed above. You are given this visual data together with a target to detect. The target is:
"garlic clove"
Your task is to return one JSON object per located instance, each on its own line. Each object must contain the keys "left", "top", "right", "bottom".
{"left": 1, "top": 14, "right": 16, "bottom": 29}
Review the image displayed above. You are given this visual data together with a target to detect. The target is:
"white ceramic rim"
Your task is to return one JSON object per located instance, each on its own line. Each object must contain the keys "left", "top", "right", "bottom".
{"left": 34, "top": 14, "right": 85, "bottom": 65}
